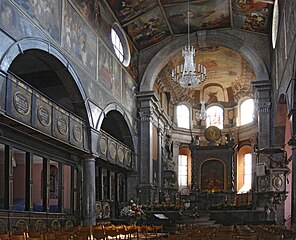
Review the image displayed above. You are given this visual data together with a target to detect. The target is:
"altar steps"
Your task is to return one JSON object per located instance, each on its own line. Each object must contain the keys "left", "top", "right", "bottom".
{"left": 177, "top": 211, "right": 219, "bottom": 227}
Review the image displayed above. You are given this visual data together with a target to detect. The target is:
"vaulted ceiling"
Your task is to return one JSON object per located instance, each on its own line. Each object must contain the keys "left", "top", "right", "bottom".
{"left": 106, "top": 0, "right": 273, "bottom": 104}
{"left": 106, "top": 0, "right": 272, "bottom": 50}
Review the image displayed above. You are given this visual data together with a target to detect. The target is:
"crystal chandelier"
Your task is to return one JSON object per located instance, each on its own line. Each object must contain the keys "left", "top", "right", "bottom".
{"left": 171, "top": 1, "right": 206, "bottom": 88}
{"left": 196, "top": 101, "right": 207, "bottom": 121}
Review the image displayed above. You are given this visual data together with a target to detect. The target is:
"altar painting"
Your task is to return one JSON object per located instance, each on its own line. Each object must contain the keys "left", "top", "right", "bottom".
{"left": 201, "top": 160, "right": 224, "bottom": 192}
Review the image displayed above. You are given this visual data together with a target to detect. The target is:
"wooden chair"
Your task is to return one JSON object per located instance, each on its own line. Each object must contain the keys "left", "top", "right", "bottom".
{"left": 55, "top": 232, "right": 73, "bottom": 240}
{"left": 93, "top": 228, "right": 106, "bottom": 240}
{"left": 0, "top": 232, "right": 10, "bottom": 240}
{"left": 26, "top": 236, "right": 44, "bottom": 240}
{"left": 73, "top": 232, "right": 90, "bottom": 240}
{"left": 43, "top": 232, "right": 55, "bottom": 240}
{"left": 136, "top": 226, "right": 148, "bottom": 240}
{"left": 125, "top": 225, "right": 138, "bottom": 239}
{"left": 105, "top": 227, "right": 119, "bottom": 240}
{"left": 236, "top": 235, "right": 258, "bottom": 240}
{"left": 167, "top": 234, "right": 187, "bottom": 240}
{"left": 11, "top": 234, "right": 26, "bottom": 240}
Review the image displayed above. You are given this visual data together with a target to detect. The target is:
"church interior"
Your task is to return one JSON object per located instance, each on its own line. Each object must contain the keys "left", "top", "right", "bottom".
{"left": 0, "top": 0, "right": 296, "bottom": 239}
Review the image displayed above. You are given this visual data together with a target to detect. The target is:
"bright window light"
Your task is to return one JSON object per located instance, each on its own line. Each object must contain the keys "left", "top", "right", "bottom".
{"left": 176, "top": 104, "right": 190, "bottom": 129}
{"left": 178, "top": 155, "right": 188, "bottom": 189}
{"left": 111, "top": 28, "right": 124, "bottom": 63}
{"left": 206, "top": 105, "right": 223, "bottom": 129}
{"left": 238, "top": 153, "right": 252, "bottom": 193}
{"left": 240, "top": 99, "right": 254, "bottom": 125}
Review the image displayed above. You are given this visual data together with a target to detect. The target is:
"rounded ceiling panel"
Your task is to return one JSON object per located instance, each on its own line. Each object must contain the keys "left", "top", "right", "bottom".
{"left": 155, "top": 46, "right": 255, "bottom": 105}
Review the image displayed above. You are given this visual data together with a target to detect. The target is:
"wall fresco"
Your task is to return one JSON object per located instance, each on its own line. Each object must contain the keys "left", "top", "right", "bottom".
{"left": 125, "top": 6, "right": 170, "bottom": 49}
{"left": 98, "top": 39, "right": 113, "bottom": 88}
{"left": 12, "top": 0, "right": 61, "bottom": 42}
{"left": 62, "top": 0, "right": 97, "bottom": 77}
{"left": 106, "top": 0, "right": 158, "bottom": 25}
{"left": 232, "top": 0, "right": 272, "bottom": 34}
{"left": 72, "top": 0, "right": 101, "bottom": 31}
{"left": 0, "top": 1, "right": 44, "bottom": 39}
{"left": 164, "top": 0, "right": 230, "bottom": 34}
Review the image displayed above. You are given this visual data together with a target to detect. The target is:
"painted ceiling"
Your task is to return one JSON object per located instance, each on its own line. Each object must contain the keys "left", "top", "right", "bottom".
{"left": 106, "top": 0, "right": 272, "bottom": 104}
{"left": 106, "top": 0, "right": 272, "bottom": 50}
{"left": 155, "top": 46, "right": 255, "bottom": 104}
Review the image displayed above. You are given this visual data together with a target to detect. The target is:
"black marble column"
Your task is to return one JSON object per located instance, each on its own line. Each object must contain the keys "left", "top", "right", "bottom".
{"left": 137, "top": 92, "right": 159, "bottom": 203}
{"left": 288, "top": 109, "right": 296, "bottom": 229}
{"left": 157, "top": 127, "right": 164, "bottom": 191}
{"left": 252, "top": 80, "right": 271, "bottom": 149}
{"left": 82, "top": 154, "right": 96, "bottom": 226}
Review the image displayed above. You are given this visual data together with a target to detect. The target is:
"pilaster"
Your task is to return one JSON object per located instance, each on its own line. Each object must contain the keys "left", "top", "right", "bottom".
{"left": 252, "top": 80, "right": 271, "bottom": 149}
{"left": 137, "top": 91, "right": 159, "bottom": 203}
{"left": 288, "top": 109, "right": 296, "bottom": 229}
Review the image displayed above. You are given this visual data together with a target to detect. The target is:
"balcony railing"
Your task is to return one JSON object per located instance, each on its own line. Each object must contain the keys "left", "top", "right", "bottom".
{"left": 0, "top": 72, "right": 86, "bottom": 151}
{"left": 98, "top": 130, "right": 135, "bottom": 170}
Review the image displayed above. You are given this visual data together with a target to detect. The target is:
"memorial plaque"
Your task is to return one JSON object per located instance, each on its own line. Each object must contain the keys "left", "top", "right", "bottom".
{"left": 38, "top": 106, "right": 50, "bottom": 126}
{"left": 0, "top": 74, "right": 6, "bottom": 113}
{"left": 33, "top": 92, "right": 52, "bottom": 135}
{"left": 126, "top": 150, "right": 132, "bottom": 167}
{"left": 6, "top": 77, "right": 32, "bottom": 125}
{"left": 57, "top": 117, "right": 68, "bottom": 135}
{"left": 69, "top": 114, "right": 84, "bottom": 149}
{"left": 53, "top": 104, "right": 69, "bottom": 142}
{"left": 99, "top": 137, "right": 107, "bottom": 156}
{"left": 109, "top": 141, "right": 117, "bottom": 160}
{"left": 118, "top": 147, "right": 124, "bottom": 163}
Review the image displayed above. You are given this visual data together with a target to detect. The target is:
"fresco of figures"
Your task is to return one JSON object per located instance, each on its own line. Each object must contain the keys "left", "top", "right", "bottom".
{"left": 62, "top": 1, "right": 96, "bottom": 77}
{"left": 127, "top": 45, "right": 139, "bottom": 82}
{"left": 122, "top": 71, "right": 136, "bottom": 114}
{"left": 98, "top": 40, "right": 113, "bottom": 88}
{"left": 112, "top": 59, "right": 122, "bottom": 103}
{"left": 72, "top": 0, "right": 101, "bottom": 31}
{"left": 106, "top": 0, "right": 157, "bottom": 25}
{"left": 0, "top": 1, "right": 44, "bottom": 39}
{"left": 164, "top": 0, "right": 230, "bottom": 34}
{"left": 232, "top": 0, "right": 271, "bottom": 34}
{"left": 125, "top": 6, "right": 170, "bottom": 49}
{"left": 12, "top": 0, "right": 61, "bottom": 42}
{"left": 285, "top": 0, "right": 296, "bottom": 52}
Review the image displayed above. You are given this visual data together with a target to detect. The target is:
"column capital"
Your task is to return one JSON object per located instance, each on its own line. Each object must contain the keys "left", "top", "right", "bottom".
{"left": 139, "top": 109, "right": 154, "bottom": 122}
{"left": 252, "top": 80, "right": 271, "bottom": 91}
{"left": 82, "top": 153, "right": 96, "bottom": 162}
{"left": 257, "top": 101, "right": 271, "bottom": 113}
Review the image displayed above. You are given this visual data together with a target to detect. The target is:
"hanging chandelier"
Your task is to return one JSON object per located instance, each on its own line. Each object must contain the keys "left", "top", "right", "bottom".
{"left": 171, "top": 1, "right": 206, "bottom": 88}
{"left": 196, "top": 101, "right": 207, "bottom": 121}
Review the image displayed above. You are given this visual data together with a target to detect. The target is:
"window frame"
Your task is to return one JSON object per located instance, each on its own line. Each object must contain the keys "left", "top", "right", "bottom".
{"left": 206, "top": 104, "right": 224, "bottom": 129}
{"left": 175, "top": 103, "right": 192, "bottom": 129}
{"left": 239, "top": 98, "right": 255, "bottom": 126}
{"left": 178, "top": 154, "right": 188, "bottom": 190}
{"left": 111, "top": 23, "right": 131, "bottom": 67}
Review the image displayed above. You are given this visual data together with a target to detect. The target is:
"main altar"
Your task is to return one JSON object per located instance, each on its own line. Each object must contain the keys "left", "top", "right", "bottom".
{"left": 190, "top": 127, "right": 235, "bottom": 194}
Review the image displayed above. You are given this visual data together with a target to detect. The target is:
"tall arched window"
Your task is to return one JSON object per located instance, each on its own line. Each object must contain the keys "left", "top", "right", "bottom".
{"left": 240, "top": 99, "right": 254, "bottom": 125}
{"left": 176, "top": 104, "right": 190, "bottom": 129}
{"left": 237, "top": 146, "right": 253, "bottom": 193}
{"left": 206, "top": 105, "right": 223, "bottom": 129}
{"left": 178, "top": 155, "right": 188, "bottom": 191}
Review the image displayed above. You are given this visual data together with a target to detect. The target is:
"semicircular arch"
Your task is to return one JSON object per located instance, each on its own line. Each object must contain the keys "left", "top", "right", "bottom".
{"left": 0, "top": 37, "right": 91, "bottom": 126}
{"left": 140, "top": 30, "right": 269, "bottom": 92}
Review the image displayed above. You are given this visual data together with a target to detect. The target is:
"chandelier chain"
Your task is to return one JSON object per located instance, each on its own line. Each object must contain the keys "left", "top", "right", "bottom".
{"left": 171, "top": 0, "right": 207, "bottom": 89}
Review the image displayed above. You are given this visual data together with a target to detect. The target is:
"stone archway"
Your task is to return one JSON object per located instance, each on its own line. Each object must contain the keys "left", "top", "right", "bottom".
{"left": 140, "top": 30, "right": 269, "bottom": 92}
{"left": 0, "top": 37, "right": 91, "bottom": 125}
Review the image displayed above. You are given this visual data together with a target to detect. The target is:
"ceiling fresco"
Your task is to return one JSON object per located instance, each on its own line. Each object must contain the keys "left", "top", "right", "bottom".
{"left": 106, "top": 0, "right": 273, "bottom": 50}
{"left": 155, "top": 46, "right": 255, "bottom": 104}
